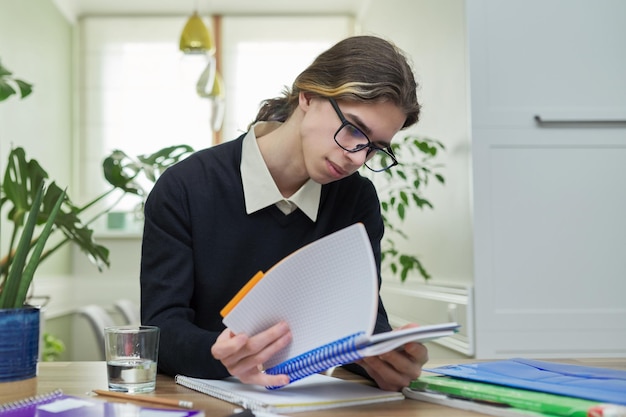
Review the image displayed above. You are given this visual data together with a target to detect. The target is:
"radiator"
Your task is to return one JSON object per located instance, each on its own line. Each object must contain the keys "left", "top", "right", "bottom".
{"left": 380, "top": 281, "right": 474, "bottom": 356}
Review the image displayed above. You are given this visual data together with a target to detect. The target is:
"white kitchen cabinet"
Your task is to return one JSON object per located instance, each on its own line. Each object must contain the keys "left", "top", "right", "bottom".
{"left": 468, "top": 0, "right": 626, "bottom": 358}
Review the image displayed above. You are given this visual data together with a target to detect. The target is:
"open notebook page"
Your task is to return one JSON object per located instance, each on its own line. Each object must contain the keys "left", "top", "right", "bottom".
{"left": 222, "top": 223, "right": 378, "bottom": 368}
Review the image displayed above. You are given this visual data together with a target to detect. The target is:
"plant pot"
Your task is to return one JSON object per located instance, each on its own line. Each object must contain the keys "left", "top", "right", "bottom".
{"left": 0, "top": 306, "right": 40, "bottom": 401}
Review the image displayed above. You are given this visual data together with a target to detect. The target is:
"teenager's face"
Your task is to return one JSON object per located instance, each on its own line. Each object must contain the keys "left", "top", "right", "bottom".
{"left": 299, "top": 95, "right": 406, "bottom": 184}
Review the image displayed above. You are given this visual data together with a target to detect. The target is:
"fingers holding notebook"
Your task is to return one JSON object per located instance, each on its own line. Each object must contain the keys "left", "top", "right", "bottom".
{"left": 357, "top": 323, "right": 429, "bottom": 392}
{"left": 211, "top": 322, "right": 292, "bottom": 387}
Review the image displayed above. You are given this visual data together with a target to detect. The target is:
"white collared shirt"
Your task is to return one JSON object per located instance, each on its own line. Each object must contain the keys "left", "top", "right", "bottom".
{"left": 240, "top": 123, "right": 321, "bottom": 221}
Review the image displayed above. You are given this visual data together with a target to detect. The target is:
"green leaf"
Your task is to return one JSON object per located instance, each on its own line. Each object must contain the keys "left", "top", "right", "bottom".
{"left": 0, "top": 61, "right": 33, "bottom": 102}
{"left": 412, "top": 194, "right": 434, "bottom": 209}
{"left": 102, "top": 145, "right": 194, "bottom": 196}
{"left": 400, "top": 191, "right": 409, "bottom": 205}
{"left": 360, "top": 134, "right": 447, "bottom": 282}
{"left": 1, "top": 147, "right": 111, "bottom": 277}
{"left": 47, "top": 203, "right": 111, "bottom": 270}
{"left": 400, "top": 267, "right": 408, "bottom": 281}
{"left": 15, "top": 79, "right": 33, "bottom": 98}
{"left": 0, "top": 82, "right": 16, "bottom": 101}
{"left": 42, "top": 332, "right": 66, "bottom": 362}
{"left": 1, "top": 135, "right": 195, "bottom": 299}
{"left": 397, "top": 203, "right": 405, "bottom": 220}
{"left": 2, "top": 147, "right": 49, "bottom": 226}
{"left": 14, "top": 188, "right": 66, "bottom": 308}
{"left": 102, "top": 150, "right": 143, "bottom": 195}
{"left": 0, "top": 186, "right": 42, "bottom": 307}
{"left": 0, "top": 62, "right": 11, "bottom": 77}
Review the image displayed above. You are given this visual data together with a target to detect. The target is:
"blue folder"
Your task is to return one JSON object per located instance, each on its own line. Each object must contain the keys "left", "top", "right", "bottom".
{"left": 426, "top": 358, "right": 626, "bottom": 405}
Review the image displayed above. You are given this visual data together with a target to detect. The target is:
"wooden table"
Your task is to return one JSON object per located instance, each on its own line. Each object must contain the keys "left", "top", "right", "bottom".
{"left": 32, "top": 359, "right": 626, "bottom": 417}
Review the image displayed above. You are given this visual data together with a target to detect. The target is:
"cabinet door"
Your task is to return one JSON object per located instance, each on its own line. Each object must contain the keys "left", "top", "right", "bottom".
{"left": 468, "top": 0, "right": 626, "bottom": 128}
{"left": 469, "top": 0, "right": 626, "bottom": 358}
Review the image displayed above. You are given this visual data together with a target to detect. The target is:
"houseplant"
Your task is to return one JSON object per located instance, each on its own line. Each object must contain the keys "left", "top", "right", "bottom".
{"left": 0, "top": 144, "right": 193, "bottom": 396}
{"left": 0, "top": 184, "right": 64, "bottom": 393}
{"left": 0, "top": 59, "right": 194, "bottom": 397}
{"left": 363, "top": 134, "right": 445, "bottom": 281}
{"left": 0, "top": 59, "right": 55, "bottom": 399}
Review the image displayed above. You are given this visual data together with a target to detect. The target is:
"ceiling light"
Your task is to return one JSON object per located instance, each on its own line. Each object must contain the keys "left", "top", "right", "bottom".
{"left": 179, "top": 11, "right": 215, "bottom": 55}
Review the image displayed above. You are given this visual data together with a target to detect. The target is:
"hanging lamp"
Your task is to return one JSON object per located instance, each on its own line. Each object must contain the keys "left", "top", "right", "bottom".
{"left": 197, "top": 66, "right": 224, "bottom": 99}
{"left": 210, "top": 71, "right": 224, "bottom": 98}
{"left": 179, "top": 11, "right": 215, "bottom": 55}
{"left": 208, "top": 72, "right": 225, "bottom": 132}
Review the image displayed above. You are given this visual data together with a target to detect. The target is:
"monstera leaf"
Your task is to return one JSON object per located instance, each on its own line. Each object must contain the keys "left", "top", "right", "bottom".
{"left": 0, "top": 147, "right": 110, "bottom": 280}
{"left": 1, "top": 144, "right": 195, "bottom": 289}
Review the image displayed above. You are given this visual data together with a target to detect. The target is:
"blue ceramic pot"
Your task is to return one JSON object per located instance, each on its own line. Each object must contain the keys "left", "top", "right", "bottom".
{"left": 0, "top": 306, "right": 40, "bottom": 382}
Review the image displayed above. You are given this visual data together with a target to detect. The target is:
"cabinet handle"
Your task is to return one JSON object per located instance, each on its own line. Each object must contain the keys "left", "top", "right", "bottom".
{"left": 534, "top": 115, "right": 626, "bottom": 126}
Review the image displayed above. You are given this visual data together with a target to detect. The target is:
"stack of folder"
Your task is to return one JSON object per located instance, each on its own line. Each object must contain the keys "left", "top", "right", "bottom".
{"left": 403, "top": 358, "right": 626, "bottom": 417}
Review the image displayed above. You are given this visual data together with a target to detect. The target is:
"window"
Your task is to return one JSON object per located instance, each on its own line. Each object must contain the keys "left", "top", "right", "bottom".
{"left": 220, "top": 16, "right": 353, "bottom": 140}
{"left": 78, "top": 16, "right": 352, "bottom": 224}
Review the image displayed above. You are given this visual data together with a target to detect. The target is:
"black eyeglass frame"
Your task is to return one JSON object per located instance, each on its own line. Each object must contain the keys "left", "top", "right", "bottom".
{"left": 328, "top": 98, "right": 399, "bottom": 172}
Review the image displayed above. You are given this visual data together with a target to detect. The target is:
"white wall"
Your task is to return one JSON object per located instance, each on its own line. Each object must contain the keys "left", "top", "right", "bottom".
{"left": 361, "top": 0, "right": 472, "bottom": 286}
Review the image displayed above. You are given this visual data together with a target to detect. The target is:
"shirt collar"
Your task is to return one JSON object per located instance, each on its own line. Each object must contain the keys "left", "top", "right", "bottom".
{"left": 241, "top": 123, "right": 321, "bottom": 221}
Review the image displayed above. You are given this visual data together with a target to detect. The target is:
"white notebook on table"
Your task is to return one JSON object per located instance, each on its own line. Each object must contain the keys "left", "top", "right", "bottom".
{"left": 175, "top": 372, "right": 404, "bottom": 414}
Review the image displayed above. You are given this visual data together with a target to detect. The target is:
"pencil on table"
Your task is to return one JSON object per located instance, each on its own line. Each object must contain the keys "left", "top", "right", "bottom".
{"left": 92, "top": 390, "right": 194, "bottom": 409}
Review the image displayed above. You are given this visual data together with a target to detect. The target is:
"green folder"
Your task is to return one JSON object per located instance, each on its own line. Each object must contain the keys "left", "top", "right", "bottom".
{"left": 409, "top": 375, "right": 614, "bottom": 417}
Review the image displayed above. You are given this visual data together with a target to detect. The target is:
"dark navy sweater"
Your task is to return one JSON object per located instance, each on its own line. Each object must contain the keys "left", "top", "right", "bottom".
{"left": 140, "top": 135, "right": 391, "bottom": 379}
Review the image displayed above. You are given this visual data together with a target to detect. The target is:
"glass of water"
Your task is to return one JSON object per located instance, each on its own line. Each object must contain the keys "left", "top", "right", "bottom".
{"left": 104, "top": 325, "right": 160, "bottom": 393}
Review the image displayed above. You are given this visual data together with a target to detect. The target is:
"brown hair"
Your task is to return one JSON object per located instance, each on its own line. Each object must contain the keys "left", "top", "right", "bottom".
{"left": 250, "top": 35, "right": 421, "bottom": 129}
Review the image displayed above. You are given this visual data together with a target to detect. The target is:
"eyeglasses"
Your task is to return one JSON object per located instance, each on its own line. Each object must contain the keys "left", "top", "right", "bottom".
{"left": 328, "top": 98, "right": 398, "bottom": 172}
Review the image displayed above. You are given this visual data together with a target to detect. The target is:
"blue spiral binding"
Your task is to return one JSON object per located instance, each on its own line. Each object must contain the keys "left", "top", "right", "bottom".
{"left": 264, "top": 332, "right": 365, "bottom": 389}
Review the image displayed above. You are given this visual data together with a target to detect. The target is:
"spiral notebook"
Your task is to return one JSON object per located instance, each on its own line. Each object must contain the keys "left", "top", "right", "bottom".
{"left": 425, "top": 359, "right": 626, "bottom": 406}
{"left": 405, "top": 374, "right": 626, "bottom": 417}
{"left": 175, "top": 372, "right": 404, "bottom": 414}
{"left": 220, "top": 223, "right": 459, "bottom": 388}
{"left": 0, "top": 390, "right": 205, "bottom": 417}
{"left": 401, "top": 390, "right": 545, "bottom": 417}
